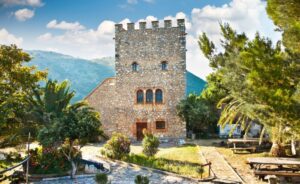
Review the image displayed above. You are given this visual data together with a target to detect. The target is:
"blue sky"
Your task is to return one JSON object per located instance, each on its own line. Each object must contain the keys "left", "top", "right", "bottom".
{"left": 0, "top": 0, "right": 281, "bottom": 79}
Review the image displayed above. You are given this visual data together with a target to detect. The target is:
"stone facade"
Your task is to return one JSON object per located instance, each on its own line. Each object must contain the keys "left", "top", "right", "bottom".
{"left": 86, "top": 19, "right": 187, "bottom": 140}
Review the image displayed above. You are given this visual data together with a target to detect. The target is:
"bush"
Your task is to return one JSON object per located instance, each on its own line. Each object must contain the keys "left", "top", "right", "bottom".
{"left": 142, "top": 132, "right": 159, "bottom": 157}
{"left": 134, "top": 175, "right": 149, "bottom": 184}
{"left": 102, "top": 133, "right": 131, "bottom": 159}
{"left": 95, "top": 173, "right": 108, "bottom": 184}
{"left": 29, "top": 147, "right": 71, "bottom": 174}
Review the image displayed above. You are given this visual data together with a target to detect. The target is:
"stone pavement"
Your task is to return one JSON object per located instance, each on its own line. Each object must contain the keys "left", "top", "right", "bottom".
{"left": 200, "top": 146, "right": 243, "bottom": 184}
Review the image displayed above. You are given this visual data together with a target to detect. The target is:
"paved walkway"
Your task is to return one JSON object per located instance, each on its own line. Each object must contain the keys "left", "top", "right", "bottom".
{"left": 200, "top": 146, "right": 243, "bottom": 184}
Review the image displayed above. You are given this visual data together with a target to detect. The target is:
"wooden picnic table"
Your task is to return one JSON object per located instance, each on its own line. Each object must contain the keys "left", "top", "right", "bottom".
{"left": 247, "top": 157, "right": 300, "bottom": 180}
{"left": 227, "top": 138, "right": 262, "bottom": 153}
{"left": 247, "top": 157, "right": 300, "bottom": 168}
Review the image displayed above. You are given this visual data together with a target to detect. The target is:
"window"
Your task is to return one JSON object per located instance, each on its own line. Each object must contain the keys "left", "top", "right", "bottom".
{"left": 132, "top": 62, "right": 139, "bottom": 72}
{"left": 155, "top": 89, "right": 163, "bottom": 104}
{"left": 146, "top": 89, "right": 153, "bottom": 103}
{"left": 156, "top": 121, "right": 166, "bottom": 129}
{"left": 161, "top": 61, "right": 168, "bottom": 70}
{"left": 137, "top": 90, "right": 144, "bottom": 104}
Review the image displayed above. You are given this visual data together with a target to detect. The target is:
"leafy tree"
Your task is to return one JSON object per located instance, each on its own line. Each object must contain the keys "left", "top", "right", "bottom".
{"left": 0, "top": 44, "right": 47, "bottom": 145}
{"left": 30, "top": 80, "right": 102, "bottom": 178}
{"left": 199, "top": 24, "right": 300, "bottom": 156}
{"left": 267, "top": 0, "right": 300, "bottom": 53}
{"left": 176, "top": 94, "right": 218, "bottom": 135}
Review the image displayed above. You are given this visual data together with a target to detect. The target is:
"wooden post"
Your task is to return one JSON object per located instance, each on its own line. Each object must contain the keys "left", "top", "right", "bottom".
{"left": 26, "top": 132, "right": 31, "bottom": 184}
{"left": 208, "top": 162, "right": 211, "bottom": 177}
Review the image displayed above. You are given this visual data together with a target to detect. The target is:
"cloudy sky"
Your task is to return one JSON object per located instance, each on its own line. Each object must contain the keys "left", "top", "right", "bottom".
{"left": 0, "top": 0, "right": 281, "bottom": 80}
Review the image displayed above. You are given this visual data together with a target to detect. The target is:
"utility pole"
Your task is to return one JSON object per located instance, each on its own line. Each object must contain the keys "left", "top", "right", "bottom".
{"left": 26, "top": 132, "right": 31, "bottom": 184}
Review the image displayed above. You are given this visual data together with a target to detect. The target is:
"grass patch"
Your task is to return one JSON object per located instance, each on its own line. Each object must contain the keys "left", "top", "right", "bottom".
{"left": 0, "top": 160, "right": 18, "bottom": 170}
{"left": 124, "top": 144, "right": 207, "bottom": 179}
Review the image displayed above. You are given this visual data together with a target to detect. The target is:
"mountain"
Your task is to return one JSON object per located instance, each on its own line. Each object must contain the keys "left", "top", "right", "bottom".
{"left": 26, "top": 50, "right": 206, "bottom": 102}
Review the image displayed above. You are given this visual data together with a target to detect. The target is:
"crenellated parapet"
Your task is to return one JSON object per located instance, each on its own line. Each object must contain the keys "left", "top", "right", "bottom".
{"left": 115, "top": 19, "right": 185, "bottom": 32}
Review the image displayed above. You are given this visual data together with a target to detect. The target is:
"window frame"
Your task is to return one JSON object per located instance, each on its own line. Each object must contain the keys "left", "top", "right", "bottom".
{"left": 136, "top": 90, "right": 144, "bottom": 104}
{"left": 155, "top": 89, "right": 163, "bottom": 104}
{"left": 155, "top": 121, "right": 166, "bottom": 130}
{"left": 132, "top": 62, "right": 139, "bottom": 72}
{"left": 146, "top": 89, "right": 153, "bottom": 104}
{"left": 161, "top": 61, "right": 168, "bottom": 71}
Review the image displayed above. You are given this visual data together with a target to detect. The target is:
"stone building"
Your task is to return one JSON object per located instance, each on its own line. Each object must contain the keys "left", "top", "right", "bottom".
{"left": 86, "top": 19, "right": 187, "bottom": 141}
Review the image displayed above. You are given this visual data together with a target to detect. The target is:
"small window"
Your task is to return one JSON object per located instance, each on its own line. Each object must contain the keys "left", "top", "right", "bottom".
{"left": 137, "top": 90, "right": 144, "bottom": 104}
{"left": 156, "top": 121, "right": 166, "bottom": 129}
{"left": 155, "top": 89, "right": 163, "bottom": 104}
{"left": 161, "top": 61, "right": 168, "bottom": 70}
{"left": 132, "top": 62, "right": 139, "bottom": 72}
{"left": 146, "top": 89, "right": 153, "bottom": 103}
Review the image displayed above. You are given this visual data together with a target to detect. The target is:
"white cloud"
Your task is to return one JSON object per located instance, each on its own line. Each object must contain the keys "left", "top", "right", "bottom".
{"left": 127, "top": 0, "right": 137, "bottom": 4}
{"left": 37, "top": 20, "right": 115, "bottom": 59}
{"left": 34, "top": 0, "right": 281, "bottom": 79}
{"left": 0, "top": 0, "right": 43, "bottom": 7}
{"left": 0, "top": 28, "right": 23, "bottom": 46}
{"left": 14, "top": 8, "right": 34, "bottom": 21}
{"left": 46, "top": 20, "right": 85, "bottom": 31}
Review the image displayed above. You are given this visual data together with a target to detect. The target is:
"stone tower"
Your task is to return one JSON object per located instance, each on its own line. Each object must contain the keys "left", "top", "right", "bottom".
{"left": 86, "top": 19, "right": 186, "bottom": 140}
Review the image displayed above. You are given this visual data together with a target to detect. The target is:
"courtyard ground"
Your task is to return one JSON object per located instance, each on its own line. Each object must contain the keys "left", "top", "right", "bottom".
{"left": 0, "top": 140, "right": 270, "bottom": 183}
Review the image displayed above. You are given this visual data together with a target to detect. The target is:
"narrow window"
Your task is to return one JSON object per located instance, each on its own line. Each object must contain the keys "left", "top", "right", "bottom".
{"left": 156, "top": 121, "right": 166, "bottom": 129}
{"left": 146, "top": 89, "right": 153, "bottom": 103}
{"left": 137, "top": 90, "right": 144, "bottom": 104}
{"left": 161, "top": 61, "right": 168, "bottom": 70}
{"left": 132, "top": 62, "right": 139, "bottom": 72}
{"left": 155, "top": 89, "right": 163, "bottom": 104}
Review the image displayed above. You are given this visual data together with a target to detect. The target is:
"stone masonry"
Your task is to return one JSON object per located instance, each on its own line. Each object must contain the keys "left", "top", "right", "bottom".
{"left": 86, "top": 19, "right": 187, "bottom": 140}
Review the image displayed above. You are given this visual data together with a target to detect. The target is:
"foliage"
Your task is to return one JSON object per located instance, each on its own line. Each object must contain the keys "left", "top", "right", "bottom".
{"left": 0, "top": 45, "right": 47, "bottom": 145}
{"left": 29, "top": 147, "right": 71, "bottom": 174}
{"left": 134, "top": 175, "right": 149, "bottom": 184}
{"left": 198, "top": 23, "right": 300, "bottom": 156}
{"left": 95, "top": 173, "right": 109, "bottom": 184}
{"left": 125, "top": 145, "right": 205, "bottom": 179}
{"left": 142, "top": 132, "right": 159, "bottom": 157}
{"left": 267, "top": 0, "right": 300, "bottom": 53}
{"left": 176, "top": 94, "right": 218, "bottom": 134}
{"left": 102, "top": 133, "right": 131, "bottom": 160}
{"left": 30, "top": 80, "right": 102, "bottom": 177}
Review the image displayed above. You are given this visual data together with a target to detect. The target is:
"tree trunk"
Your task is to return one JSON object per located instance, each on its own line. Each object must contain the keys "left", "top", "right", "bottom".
{"left": 270, "top": 141, "right": 285, "bottom": 157}
{"left": 70, "top": 160, "right": 77, "bottom": 179}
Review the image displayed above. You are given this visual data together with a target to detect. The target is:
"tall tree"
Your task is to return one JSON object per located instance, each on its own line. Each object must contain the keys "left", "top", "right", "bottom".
{"left": 267, "top": 0, "right": 300, "bottom": 53}
{"left": 177, "top": 94, "right": 218, "bottom": 135}
{"left": 0, "top": 45, "right": 47, "bottom": 145}
{"left": 30, "top": 80, "right": 103, "bottom": 178}
{"left": 199, "top": 24, "right": 300, "bottom": 156}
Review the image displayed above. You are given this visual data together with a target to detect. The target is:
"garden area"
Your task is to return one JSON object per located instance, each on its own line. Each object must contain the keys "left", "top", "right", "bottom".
{"left": 99, "top": 132, "right": 210, "bottom": 181}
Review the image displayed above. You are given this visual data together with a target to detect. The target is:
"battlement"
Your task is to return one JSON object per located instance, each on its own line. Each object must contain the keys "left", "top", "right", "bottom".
{"left": 115, "top": 19, "right": 185, "bottom": 32}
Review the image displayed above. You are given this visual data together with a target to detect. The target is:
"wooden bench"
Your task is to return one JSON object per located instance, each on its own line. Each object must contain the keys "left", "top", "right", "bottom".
{"left": 230, "top": 146, "right": 256, "bottom": 153}
{"left": 254, "top": 170, "right": 300, "bottom": 180}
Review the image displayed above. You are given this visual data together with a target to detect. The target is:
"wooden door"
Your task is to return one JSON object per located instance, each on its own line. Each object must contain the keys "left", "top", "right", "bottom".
{"left": 136, "top": 122, "right": 147, "bottom": 141}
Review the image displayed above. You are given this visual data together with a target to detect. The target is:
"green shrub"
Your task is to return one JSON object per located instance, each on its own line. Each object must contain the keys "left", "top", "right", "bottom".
{"left": 29, "top": 147, "right": 71, "bottom": 174}
{"left": 134, "top": 175, "right": 149, "bottom": 184}
{"left": 95, "top": 173, "right": 108, "bottom": 184}
{"left": 102, "top": 133, "right": 131, "bottom": 159}
{"left": 142, "top": 132, "right": 159, "bottom": 157}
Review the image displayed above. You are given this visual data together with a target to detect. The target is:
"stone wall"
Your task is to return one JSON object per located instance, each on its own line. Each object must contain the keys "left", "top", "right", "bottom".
{"left": 86, "top": 19, "right": 187, "bottom": 140}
